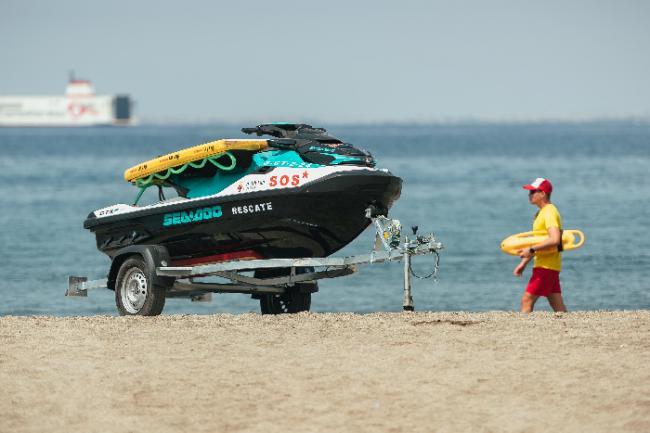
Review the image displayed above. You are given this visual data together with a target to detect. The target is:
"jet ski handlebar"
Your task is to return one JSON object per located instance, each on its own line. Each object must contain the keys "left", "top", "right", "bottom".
{"left": 242, "top": 123, "right": 331, "bottom": 139}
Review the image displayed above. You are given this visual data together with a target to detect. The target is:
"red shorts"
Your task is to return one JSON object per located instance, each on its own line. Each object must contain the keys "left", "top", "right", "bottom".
{"left": 526, "top": 267, "right": 561, "bottom": 297}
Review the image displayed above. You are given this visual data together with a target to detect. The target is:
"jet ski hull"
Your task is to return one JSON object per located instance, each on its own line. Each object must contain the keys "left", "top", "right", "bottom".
{"left": 85, "top": 170, "right": 402, "bottom": 262}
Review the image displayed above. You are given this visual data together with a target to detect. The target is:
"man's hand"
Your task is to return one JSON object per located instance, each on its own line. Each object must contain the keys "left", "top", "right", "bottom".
{"left": 518, "top": 248, "right": 533, "bottom": 259}
{"left": 513, "top": 261, "right": 527, "bottom": 277}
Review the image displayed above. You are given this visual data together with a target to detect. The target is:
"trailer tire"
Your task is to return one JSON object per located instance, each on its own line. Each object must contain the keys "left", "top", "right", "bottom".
{"left": 115, "top": 257, "right": 166, "bottom": 316}
{"left": 260, "top": 290, "right": 312, "bottom": 315}
{"left": 255, "top": 268, "right": 315, "bottom": 315}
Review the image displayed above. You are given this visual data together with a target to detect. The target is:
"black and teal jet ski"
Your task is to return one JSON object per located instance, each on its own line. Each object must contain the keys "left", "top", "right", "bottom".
{"left": 84, "top": 124, "right": 402, "bottom": 266}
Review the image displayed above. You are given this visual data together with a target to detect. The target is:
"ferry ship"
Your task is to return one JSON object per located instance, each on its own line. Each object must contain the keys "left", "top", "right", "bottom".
{"left": 0, "top": 76, "right": 133, "bottom": 127}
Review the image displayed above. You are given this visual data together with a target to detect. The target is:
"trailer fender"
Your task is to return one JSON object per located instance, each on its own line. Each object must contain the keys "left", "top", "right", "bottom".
{"left": 107, "top": 245, "right": 175, "bottom": 291}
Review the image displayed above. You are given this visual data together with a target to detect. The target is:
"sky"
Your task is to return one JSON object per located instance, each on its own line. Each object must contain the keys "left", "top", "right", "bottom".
{"left": 2, "top": 0, "right": 650, "bottom": 123}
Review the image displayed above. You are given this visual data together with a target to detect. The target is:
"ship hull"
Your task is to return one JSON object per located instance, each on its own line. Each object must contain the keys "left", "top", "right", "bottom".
{"left": 0, "top": 95, "right": 132, "bottom": 127}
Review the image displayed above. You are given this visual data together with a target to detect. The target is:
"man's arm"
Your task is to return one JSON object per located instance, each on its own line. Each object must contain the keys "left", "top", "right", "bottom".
{"left": 513, "top": 256, "right": 532, "bottom": 277}
{"left": 519, "top": 227, "right": 561, "bottom": 258}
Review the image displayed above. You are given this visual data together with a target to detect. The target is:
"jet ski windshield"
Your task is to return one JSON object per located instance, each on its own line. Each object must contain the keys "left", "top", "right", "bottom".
{"left": 242, "top": 123, "right": 337, "bottom": 141}
{"left": 242, "top": 123, "right": 376, "bottom": 167}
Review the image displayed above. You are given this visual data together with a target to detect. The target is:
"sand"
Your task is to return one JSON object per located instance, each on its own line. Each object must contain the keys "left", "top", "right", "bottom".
{"left": 1, "top": 311, "right": 649, "bottom": 433}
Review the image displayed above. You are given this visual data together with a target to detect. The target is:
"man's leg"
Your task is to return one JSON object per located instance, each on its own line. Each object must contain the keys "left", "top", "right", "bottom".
{"left": 548, "top": 293, "right": 567, "bottom": 312}
{"left": 520, "top": 292, "right": 539, "bottom": 313}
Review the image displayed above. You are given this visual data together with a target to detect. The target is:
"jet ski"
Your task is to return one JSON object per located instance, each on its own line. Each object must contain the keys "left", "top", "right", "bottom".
{"left": 84, "top": 124, "right": 402, "bottom": 266}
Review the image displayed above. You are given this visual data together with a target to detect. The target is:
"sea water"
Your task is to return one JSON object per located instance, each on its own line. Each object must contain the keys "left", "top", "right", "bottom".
{"left": 0, "top": 123, "right": 648, "bottom": 315}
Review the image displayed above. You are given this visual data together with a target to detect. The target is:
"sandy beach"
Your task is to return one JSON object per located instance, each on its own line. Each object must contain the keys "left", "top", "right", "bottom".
{"left": 1, "top": 311, "right": 649, "bottom": 433}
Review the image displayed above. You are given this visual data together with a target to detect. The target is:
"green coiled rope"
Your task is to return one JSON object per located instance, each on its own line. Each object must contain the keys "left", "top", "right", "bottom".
{"left": 133, "top": 151, "right": 237, "bottom": 187}
{"left": 132, "top": 151, "right": 237, "bottom": 204}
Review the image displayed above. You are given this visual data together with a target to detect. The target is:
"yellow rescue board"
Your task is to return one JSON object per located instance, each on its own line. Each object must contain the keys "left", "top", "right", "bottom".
{"left": 500, "top": 229, "right": 585, "bottom": 256}
{"left": 124, "top": 139, "right": 269, "bottom": 182}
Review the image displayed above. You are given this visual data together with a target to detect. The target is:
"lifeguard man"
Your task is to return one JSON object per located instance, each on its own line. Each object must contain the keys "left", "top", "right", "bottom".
{"left": 513, "top": 178, "right": 567, "bottom": 313}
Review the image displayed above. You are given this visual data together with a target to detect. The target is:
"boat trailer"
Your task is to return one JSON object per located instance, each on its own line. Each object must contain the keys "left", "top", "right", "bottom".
{"left": 67, "top": 211, "right": 443, "bottom": 313}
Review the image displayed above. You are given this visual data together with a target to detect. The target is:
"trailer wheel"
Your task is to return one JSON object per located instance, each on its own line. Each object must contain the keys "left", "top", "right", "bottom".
{"left": 115, "top": 257, "right": 166, "bottom": 316}
{"left": 260, "top": 290, "right": 312, "bottom": 315}
{"left": 255, "top": 268, "right": 315, "bottom": 315}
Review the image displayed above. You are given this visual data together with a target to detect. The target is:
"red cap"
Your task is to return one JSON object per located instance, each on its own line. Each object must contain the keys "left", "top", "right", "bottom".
{"left": 522, "top": 177, "right": 553, "bottom": 194}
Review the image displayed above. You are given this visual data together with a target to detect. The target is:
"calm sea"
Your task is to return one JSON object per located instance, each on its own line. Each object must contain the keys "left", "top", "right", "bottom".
{"left": 1, "top": 123, "right": 648, "bottom": 315}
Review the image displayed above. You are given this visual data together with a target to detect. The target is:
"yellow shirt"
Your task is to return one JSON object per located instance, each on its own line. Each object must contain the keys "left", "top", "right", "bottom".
{"left": 533, "top": 203, "right": 562, "bottom": 271}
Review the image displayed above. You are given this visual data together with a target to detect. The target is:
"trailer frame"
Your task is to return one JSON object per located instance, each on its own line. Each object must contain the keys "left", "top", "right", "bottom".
{"left": 67, "top": 214, "right": 443, "bottom": 312}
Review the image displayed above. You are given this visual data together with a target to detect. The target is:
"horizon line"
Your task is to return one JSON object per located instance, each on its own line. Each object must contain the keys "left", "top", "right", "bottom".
{"left": 134, "top": 116, "right": 650, "bottom": 127}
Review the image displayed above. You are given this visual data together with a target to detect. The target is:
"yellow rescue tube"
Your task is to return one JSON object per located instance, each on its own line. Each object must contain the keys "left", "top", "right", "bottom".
{"left": 124, "top": 139, "right": 269, "bottom": 182}
{"left": 500, "top": 229, "right": 585, "bottom": 256}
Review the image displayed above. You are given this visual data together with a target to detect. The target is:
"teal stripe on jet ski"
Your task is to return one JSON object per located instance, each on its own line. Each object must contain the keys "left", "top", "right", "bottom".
{"left": 173, "top": 150, "right": 323, "bottom": 199}
{"left": 254, "top": 149, "right": 322, "bottom": 169}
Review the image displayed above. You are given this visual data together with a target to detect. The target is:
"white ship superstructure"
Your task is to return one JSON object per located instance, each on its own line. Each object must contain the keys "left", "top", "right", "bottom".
{"left": 0, "top": 78, "right": 133, "bottom": 127}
